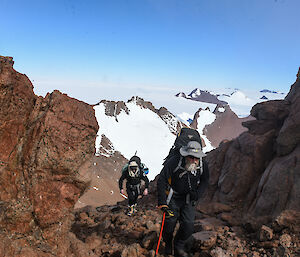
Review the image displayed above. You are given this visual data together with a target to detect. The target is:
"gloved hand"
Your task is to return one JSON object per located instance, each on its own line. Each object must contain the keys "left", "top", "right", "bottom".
{"left": 120, "top": 189, "right": 124, "bottom": 195}
{"left": 143, "top": 188, "right": 148, "bottom": 196}
{"left": 158, "top": 205, "right": 174, "bottom": 218}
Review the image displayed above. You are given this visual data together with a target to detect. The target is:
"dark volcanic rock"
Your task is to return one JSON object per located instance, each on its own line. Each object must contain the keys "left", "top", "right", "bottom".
{"left": 99, "top": 99, "right": 129, "bottom": 119}
{"left": 203, "top": 68, "right": 300, "bottom": 231}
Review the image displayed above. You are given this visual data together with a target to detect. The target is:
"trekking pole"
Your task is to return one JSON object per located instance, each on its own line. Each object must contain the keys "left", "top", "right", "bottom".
{"left": 155, "top": 212, "right": 166, "bottom": 256}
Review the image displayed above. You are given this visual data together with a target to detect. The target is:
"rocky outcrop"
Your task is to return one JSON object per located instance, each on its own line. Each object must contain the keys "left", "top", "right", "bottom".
{"left": 99, "top": 100, "right": 129, "bottom": 120}
{"left": 0, "top": 56, "right": 98, "bottom": 256}
{"left": 75, "top": 153, "right": 128, "bottom": 209}
{"left": 157, "top": 107, "right": 185, "bottom": 134}
{"left": 128, "top": 96, "right": 157, "bottom": 113}
{"left": 204, "top": 68, "right": 300, "bottom": 229}
{"left": 205, "top": 105, "right": 253, "bottom": 147}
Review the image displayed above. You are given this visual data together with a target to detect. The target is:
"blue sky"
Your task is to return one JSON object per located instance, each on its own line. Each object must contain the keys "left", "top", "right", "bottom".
{"left": 1, "top": 0, "right": 299, "bottom": 104}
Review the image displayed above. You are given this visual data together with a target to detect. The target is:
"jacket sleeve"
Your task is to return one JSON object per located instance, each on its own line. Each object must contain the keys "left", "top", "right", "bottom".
{"left": 197, "top": 160, "right": 209, "bottom": 198}
{"left": 157, "top": 164, "right": 171, "bottom": 206}
{"left": 119, "top": 166, "right": 127, "bottom": 190}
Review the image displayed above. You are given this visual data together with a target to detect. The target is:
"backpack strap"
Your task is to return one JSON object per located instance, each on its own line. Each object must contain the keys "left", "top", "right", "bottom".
{"left": 173, "top": 156, "right": 183, "bottom": 173}
{"left": 166, "top": 188, "right": 174, "bottom": 205}
{"left": 199, "top": 157, "right": 203, "bottom": 175}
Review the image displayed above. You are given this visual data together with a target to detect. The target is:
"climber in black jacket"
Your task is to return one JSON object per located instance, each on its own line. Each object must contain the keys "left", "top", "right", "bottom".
{"left": 157, "top": 141, "right": 209, "bottom": 257}
{"left": 119, "top": 155, "right": 149, "bottom": 216}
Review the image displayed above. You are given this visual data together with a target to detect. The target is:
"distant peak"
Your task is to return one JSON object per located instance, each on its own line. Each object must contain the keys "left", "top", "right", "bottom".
{"left": 260, "top": 95, "right": 268, "bottom": 100}
{"left": 260, "top": 89, "right": 278, "bottom": 94}
{"left": 175, "top": 92, "right": 186, "bottom": 98}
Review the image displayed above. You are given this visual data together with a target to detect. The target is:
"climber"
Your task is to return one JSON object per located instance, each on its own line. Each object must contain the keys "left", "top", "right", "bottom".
{"left": 119, "top": 155, "right": 149, "bottom": 216}
{"left": 157, "top": 141, "right": 209, "bottom": 257}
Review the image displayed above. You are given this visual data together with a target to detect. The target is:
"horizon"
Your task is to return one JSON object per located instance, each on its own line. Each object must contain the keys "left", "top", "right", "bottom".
{"left": 1, "top": 0, "right": 299, "bottom": 104}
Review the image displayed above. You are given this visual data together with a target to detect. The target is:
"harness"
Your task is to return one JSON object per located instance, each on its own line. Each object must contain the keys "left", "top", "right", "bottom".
{"left": 128, "top": 183, "right": 141, "bottom": 195}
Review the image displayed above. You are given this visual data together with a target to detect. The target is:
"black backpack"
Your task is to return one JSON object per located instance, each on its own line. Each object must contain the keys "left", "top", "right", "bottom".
{"left": 163, "top": 128, "right": 202, "bottom": 165}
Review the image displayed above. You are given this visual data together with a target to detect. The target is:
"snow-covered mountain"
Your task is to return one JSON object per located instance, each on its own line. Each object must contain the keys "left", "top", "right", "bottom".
{"left": 94, "top": 97, "right": 177, "bottom": 180}
{"left": 176, "top": 88, "right": 286, "bottom": 118}
{"left": 93, "top": 96, "right": 223, "bottom": 180}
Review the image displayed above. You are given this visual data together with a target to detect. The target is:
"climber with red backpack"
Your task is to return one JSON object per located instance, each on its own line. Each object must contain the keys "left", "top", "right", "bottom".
{"left": 157, "top": 128, "right": 209, "bottom": 257}
{"left": 119, "top": 155, "right": 149, "bottom": 216}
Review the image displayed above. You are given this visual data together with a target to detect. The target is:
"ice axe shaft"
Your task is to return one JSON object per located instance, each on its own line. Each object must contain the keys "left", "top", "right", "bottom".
{"left": 120, "top": 192, "right": 128, "bottom": 199}
{"left": 155, "top": 212, "right": 166, "bottom": 256}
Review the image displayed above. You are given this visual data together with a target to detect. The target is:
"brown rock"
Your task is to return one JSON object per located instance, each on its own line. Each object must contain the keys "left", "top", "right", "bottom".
{"left": 277, "top": 75, "right": 300, "bottom": 155}
{"left": 193, "top": 231, "right": 218, "bottom": 250}
{"left": 210, "top": 247, "right": 230, "bottom": 257}
{"left": 219, "top": 213, "right": 241, "bottom": 227}
{"left": 257, "top": 240, "right": 279, "bottom": 249}
{"left": 274, "top": 210, "right": 300, "bottom": 233}
{"left": 0, "top": 56, "right": 98, "bottom": 255}
{"left": 141, "top": 231, "right": 157, "bottom": 249}
{"left": 250, "top": 146, "right": 300, "bottom": 217}
{"left": 258, "top": 225, "right": 273, "bottom": 241}
{"left": 197, "top": 202, "right": 233, "bottom": 215}
{"left": 121, "top": 243, "right": 143, "bottom": 257}
{"left": 279, "top": 234, "right": 292, "bottom": 248}
{"left": 204, "top": 104, "right": 253, "bottom": 148}
{"left": 194, "top": 217, "right": 226, "bottom": 231}
{"left": 250, "top": 100, "right": 290, "bottom": 121}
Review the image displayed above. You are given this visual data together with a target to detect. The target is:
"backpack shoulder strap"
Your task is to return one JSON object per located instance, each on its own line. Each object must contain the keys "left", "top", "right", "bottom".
{"left": 199, "top": 157, "right": 203, "bottom": 175}
{"left": 173, "top": 156, "right": 183, "bottom": 173}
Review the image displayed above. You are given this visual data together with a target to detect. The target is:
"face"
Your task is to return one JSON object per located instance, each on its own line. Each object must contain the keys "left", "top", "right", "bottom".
{"left": 185, "top": 155, "right": 200, "bottom": 173}
{"left": 185, "top": 155, "right": 200, "bottom": 165}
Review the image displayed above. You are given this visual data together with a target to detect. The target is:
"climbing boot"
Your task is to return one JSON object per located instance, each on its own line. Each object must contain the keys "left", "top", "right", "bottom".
{"left": 133, "top": 203, "right": 138, "bottom": 213}
{"left": 127, "top": 205, "right": 134, "bottom": 216}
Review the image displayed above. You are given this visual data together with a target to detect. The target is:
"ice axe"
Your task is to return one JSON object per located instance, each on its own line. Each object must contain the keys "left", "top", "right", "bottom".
{"left": 120, "top": 192, "right": 128, "bottom": 199}
{"left": 155, "top": 212, "right": 166, "bottom": 256}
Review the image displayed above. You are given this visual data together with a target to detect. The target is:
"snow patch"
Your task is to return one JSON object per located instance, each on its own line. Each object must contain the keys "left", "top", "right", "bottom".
{"left": 196, "top": 110, "right": 216, "bottom": 153}
{"left": 177, "top": 112, "right": 194, "bottom": 126}
{"left": 94, "top": 102, "right": 176, "bottom": 180}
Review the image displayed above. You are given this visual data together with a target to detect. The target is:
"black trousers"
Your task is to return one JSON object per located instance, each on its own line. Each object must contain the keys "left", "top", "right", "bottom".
{"left": 126, "top": 183, "right": 140, "bottom": 206}
{"left": 162, "top": 195, "right": 195, "bottom": 251}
